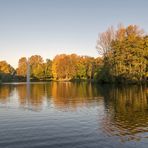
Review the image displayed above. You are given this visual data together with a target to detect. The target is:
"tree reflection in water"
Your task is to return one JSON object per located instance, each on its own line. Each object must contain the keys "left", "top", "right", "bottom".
{"left": 0, "top": 82, "right": 147, "bottom": 142}
{"left": 16, "top": 82, "right": 102, "bottom": 111}
{"left": 0, "top": 85, "right": 14, "bottom": 104}
{"left": 101, "top": 85, "right": 148, "bottom": 142}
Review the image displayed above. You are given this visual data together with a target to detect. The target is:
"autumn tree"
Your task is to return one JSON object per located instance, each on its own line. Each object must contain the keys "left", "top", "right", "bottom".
{"left": 0, "top": 61, "right": 15, "bottom": 82}
{"left": 97, "top": 24, "right": 148, "bottom": 83}
{"left": 44, "top": 59, "right": 53, "bottom": 80}
{"left": 52, "top": 54, "right": 101, "bottom": 80}
{"left": 52, "top": 54, "right": 78, "bottom": 80}
{"left": 96, "top": 26, "right": 115, "bottom": 57}
{"left": 16, "top": 57, "right": 27, "bottom": 77}
{"left": 111, "top": 25, "right": 147, "bottom": 82}
{"left": 96, "top": 26, "right": 116, "bottom": 82}
{"left": 76, "top": 56, "right": 96, "bottom": 80}
{"left": 76, "top": 56, "right": 87, "bottom": 79}
{"left": 0, "top": 61, "right": 14, "bottom": 74}
{"left": 29, "top": 55, "right": 44, "bottom": 80}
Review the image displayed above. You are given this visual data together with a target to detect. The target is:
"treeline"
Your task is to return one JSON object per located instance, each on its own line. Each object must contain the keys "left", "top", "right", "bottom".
{"left": 0, "top": 54, "right": 102, "bottom": 82}
{"left": 0, "top": 24, "right": 148, "bottom": 83}
{"left": 17, "top": 54, "right": 102, "bottom": 81}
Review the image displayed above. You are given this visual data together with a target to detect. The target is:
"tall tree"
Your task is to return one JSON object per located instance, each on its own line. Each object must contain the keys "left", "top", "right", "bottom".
{"left": 29, "top": 55, "right": 44, "bottom": 79}
{"left": 44, "top": 59, "right": 53, "bottom": 80}
{"left": 96, "top": 26, "right": 115, "bottom": 57}
{"left": 16, "top": 57, "right": 27, "bottom": 77}
{"left": 96, "top": 24, "right": 147, "bottom": 83}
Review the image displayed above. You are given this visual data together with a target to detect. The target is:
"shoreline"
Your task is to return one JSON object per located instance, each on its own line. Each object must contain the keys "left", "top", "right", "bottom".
{"left": 0, "top": 79, "right": 147, "bottom": 85}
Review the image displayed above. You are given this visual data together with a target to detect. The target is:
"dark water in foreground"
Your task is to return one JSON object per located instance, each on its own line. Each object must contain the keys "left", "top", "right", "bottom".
{"left": 0, "top": 82, "right": 147, "bottom": 148}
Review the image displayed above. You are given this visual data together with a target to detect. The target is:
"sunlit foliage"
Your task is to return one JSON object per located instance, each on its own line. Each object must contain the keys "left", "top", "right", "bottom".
{"left": 52, "top": 54, "right": 102, "bottom": 80}
{"left": 0, "top": 61, "right": 15, "bottom": 82}
{"left": 17, "top": 57, "right": 27, "bottom": 77}
{"left": 97, "top": 24, "right": 148, "bottom": 83}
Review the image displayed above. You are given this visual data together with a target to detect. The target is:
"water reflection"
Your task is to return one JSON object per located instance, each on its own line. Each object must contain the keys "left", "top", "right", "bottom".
{"left": 51, "top": 82, "right": 102, "bottom": 109}
{"left": 0, "top": 82, "right": 147, "bottom": 143}
{"left": 16, "top": 83, "right": 48, "bottom": 111}
{"left": 101, "top": 85, "right": 148, "bottom": 142}
{"left": 0, "top": 85, "right": 13, "bottom": 104}
{"left": 5, "top": 82, "right": 102, "bottom": 111}
{"left": 0, "top": 83, "right": 147, "bottom": 111}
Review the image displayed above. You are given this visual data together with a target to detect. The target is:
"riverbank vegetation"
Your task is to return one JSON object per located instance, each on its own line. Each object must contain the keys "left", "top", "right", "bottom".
{"left": 16, "top": 54, "right": 103, "bottom": 81}
{"left": 0, "top": 24, "right": 147, "bottom": 84}
{"left": 97, "top": 24, "right": 148, "bottom": 83}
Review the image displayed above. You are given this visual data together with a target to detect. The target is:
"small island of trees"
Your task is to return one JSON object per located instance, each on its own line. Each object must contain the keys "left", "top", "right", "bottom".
{"left": 0, "top": 24, "right": 148, "bottom": 84}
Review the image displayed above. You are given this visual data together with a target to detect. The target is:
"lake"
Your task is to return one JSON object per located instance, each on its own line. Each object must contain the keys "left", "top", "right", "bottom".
{"left": 0, "top": 82, "right": 147, "bottom": 148}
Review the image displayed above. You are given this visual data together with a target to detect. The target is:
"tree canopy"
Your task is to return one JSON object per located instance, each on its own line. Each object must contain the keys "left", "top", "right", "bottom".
{"left": 97, "top": 24, "right": 148, "bottom": 83}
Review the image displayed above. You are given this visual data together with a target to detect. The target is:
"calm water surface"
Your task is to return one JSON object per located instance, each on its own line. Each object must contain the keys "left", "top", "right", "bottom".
{"left": 0, "top": 82, "right": 147, "bottom": 148}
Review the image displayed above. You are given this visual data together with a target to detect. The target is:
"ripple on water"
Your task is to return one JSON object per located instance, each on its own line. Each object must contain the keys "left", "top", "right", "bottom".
{"left": 0, "top": 83, "right": 148, "bottom": 148}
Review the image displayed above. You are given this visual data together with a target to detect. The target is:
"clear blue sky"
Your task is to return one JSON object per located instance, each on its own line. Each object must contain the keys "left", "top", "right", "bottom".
{"left": 0, "top": 0, "right": 148, "bottom": 68}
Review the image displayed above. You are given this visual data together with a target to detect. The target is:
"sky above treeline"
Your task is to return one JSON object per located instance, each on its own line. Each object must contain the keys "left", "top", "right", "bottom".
{"left": 0, "top": 0, "right": 148, "bottom": 68}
